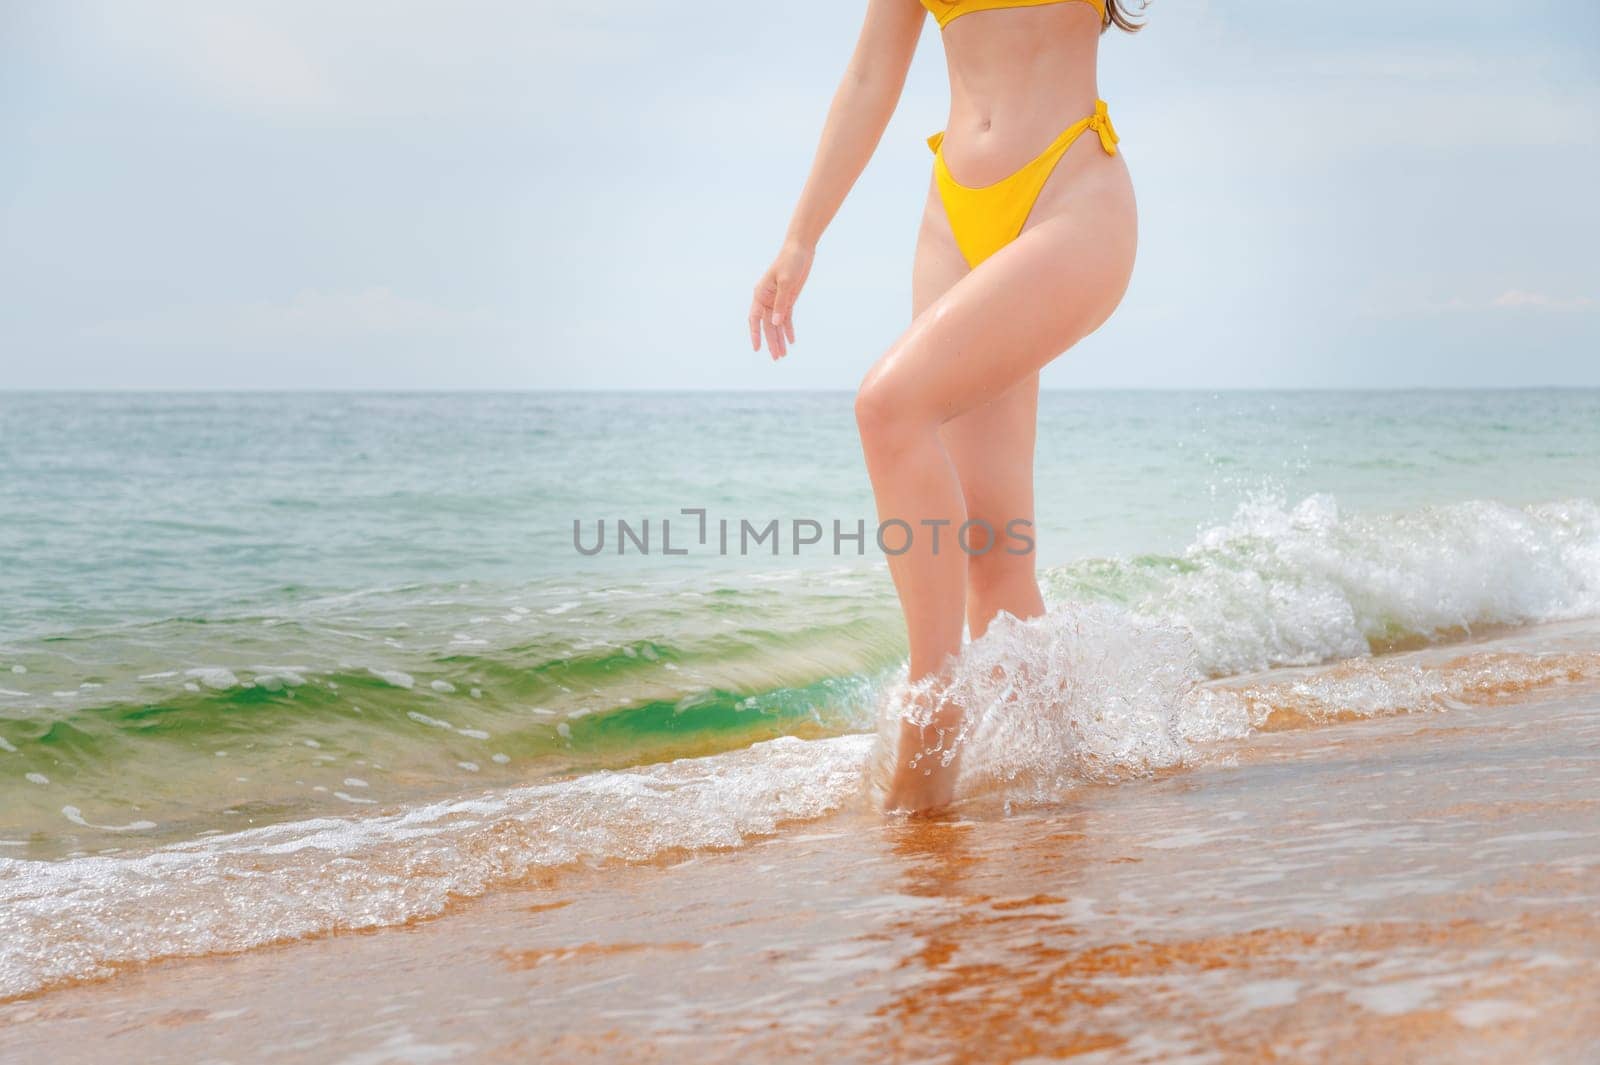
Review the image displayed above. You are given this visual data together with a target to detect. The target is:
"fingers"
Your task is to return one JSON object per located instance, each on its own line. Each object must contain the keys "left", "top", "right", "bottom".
{"left": 762, "top": 313, "right": 786, "bottom": 360}
{"left": 749, "top": 276, "right": 774, "bottom": 353}
{"left": 771, "top": 276, "right": 792, "bottom": 331}
{"left": 768, "top": 278, "right": 797, "bottom": 358}
{"left": 750, "top": 266, "right": 798, "bottom": 361}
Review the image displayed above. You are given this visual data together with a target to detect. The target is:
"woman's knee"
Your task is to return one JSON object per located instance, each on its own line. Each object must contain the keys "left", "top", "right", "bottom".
{"left": 854, "top": 367, "right": 918, "bottom": 450}
{"left": 966, "top": 544, "right": 1036, "bottom": 600}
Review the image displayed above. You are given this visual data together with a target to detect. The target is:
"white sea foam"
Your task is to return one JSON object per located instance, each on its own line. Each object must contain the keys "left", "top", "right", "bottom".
{"left": 58, "top": 806, "right": 156, "bottom": 833}
{"left": 867, "top": 599, "right": 1600, "bottom": 810}
{"left": 1189, "top": 642, "right": 1600, "bottom": 726}
{"left": 369, "top": 668, "right": 415, "bottom": 689}
{"left": 1082, "top": 495, "right": 1600, "bottom": 677}
{"left": 184, "top": 668, "right": 239, "bottom": 690}
{"left": 866, "top": 604, "right": 1239, "bottom": 808}
{"left": 250, "top": 667, "right": 308, "bottom": 691}
{"left": 405, "top": 711, "right": 488, "bottom": 740}
{"left": 0, "top": 734, "right": 873, "bottom": 999}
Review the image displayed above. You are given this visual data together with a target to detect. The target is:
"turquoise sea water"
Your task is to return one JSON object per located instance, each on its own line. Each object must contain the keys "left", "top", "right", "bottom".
{"left": 3, "top": 389, "right": 1600, "bottom": 997}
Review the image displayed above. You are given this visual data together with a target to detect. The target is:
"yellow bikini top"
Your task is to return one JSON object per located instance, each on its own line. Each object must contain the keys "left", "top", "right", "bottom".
{"left": 920, "top": 0, "right": 1106, "bottom": 30}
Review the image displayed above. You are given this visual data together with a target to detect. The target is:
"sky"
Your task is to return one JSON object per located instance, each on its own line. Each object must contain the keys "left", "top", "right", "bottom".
{"left": 2, "top": 0, "right": 1597, "bottom": 390}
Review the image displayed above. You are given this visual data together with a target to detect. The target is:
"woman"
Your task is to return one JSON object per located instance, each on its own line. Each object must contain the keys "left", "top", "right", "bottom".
{"left": 748, "top": 0, "right": 1142, "bottom": 813}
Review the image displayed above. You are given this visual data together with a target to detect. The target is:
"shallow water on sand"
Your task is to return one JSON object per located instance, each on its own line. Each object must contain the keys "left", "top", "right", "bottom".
{"left": 3, "top": 622, "right": 1596, "bottom": 1063}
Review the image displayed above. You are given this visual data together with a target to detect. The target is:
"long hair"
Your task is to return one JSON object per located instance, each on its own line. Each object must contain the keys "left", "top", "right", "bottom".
{"left": 1103, "top": 0, "right": 1146, "bottom": 32}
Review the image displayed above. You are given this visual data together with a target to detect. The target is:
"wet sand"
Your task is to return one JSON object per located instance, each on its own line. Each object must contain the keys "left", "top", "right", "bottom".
{"left": 4, "top": 631, "right": 1600, "bottom": 1063}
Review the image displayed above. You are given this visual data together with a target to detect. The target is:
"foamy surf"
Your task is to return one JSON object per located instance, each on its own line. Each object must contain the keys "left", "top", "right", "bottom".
{"left": 1051, "top": 494, "right": 1600, "bottom": 675}
{"left": 865, "top": 605, "right": 1225, "bottom": 807}
{"left": 0, "top": 733, "right": 875, "bottom": 1000}
{"left": 865, "top": 599, "right": 1600, "bottom": 811}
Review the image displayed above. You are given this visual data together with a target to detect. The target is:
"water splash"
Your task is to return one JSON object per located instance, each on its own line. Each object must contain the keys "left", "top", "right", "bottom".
{"left": 866, "top": 604, "right": 1247, "bottom": 809}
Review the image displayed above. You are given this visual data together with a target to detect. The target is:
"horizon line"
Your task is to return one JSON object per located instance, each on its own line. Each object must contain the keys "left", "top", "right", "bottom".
{"left": 3, "top": 384, "right": 1599, "bottom": 396}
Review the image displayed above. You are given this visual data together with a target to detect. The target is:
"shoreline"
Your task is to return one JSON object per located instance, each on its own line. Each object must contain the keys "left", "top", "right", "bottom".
{"left": 4, "top": 634, "right": 1598, "bottom": 1063}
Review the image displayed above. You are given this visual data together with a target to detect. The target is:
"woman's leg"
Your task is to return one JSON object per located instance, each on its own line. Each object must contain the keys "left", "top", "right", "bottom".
{"left": 909, "top": 192, "right": 1046, "bottom": 642}
{"left": 872, "top": 180, "right": 981, "bottom": 813}
{"left": 864, "top": 174, "right": 1136, "bottom": 813}
{"left": 941, "top": 375, "right": 1046, "bottom": 640}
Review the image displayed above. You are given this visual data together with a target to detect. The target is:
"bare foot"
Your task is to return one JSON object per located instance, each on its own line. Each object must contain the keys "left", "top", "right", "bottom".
{"left": 882, "top": 716, "right": 962, "bottom": 815}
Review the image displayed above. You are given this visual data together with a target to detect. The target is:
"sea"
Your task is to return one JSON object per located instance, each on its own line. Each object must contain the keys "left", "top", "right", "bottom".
{"left": 2, "top": 388, "right": 1599, "bottom": 1001}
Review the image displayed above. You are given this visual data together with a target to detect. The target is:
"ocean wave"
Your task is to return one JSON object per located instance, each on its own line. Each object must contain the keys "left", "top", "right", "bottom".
{"left": 4, "top": 494, "right": 1600, "bottom": 855}
{"left": 0, "top": 590, "right": 904, "bottom": 851}
{"left": 1047, "top": 494, "right": 1600, "bottom": 676}
{"left": 8, "top": 494, "right": 1595, "bottom": 742}
{"left": 5, "top": 610, "right": 1600, "bottom": 1001}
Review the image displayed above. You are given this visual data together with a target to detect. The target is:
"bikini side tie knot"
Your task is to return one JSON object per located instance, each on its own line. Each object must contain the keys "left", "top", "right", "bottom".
{"left": 1088, "top": 99, "right": 1119, "bottom": 156}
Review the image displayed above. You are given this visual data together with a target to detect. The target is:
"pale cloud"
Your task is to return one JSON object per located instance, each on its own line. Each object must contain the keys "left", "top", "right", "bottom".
{"left": 1377, "top": 291, "right": 1598, "bottom": 316}
{"left": 81, "top": 288, "right": 499, "bottom": 347}
{"left": 1489, "top": 290, "right": 1597, "bottom": 312}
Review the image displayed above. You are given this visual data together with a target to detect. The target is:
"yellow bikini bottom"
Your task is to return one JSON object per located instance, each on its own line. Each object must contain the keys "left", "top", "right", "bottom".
{"left": 926, "top": 99, "right": 1119, "bottom": 269}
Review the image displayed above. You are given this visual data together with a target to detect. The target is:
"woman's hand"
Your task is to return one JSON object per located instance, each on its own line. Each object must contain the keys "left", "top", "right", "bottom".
{"left": 748, "top": 241, "right": 813, "bottom": 361}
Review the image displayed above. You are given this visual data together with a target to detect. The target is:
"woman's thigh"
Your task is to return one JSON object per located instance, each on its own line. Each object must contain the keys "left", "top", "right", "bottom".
{"left": 915, "top": 178, "right": 1036, "bottom": 518}
{"left": 912, "top": 174, "right": 969, "bottom": 319}
{"left": 911, "top": 179, "right": 1039, "bottom": 536}
{"left": 869, "top": 173, "right": 1136, "bottom": 429}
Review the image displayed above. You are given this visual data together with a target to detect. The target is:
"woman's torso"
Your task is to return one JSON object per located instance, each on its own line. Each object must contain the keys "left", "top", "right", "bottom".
{"left": 924, "top": 0, "right": 1107, "bottom": 187}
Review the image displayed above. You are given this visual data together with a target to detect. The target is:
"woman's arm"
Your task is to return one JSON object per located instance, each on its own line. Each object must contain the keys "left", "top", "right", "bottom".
{"left": 749, "top": 0, "right": 926, "bottom": 360}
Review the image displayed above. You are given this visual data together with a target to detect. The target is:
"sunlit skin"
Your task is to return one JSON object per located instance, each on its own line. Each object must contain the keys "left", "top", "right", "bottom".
{"left": 749, "top": 0, "right": 1137, "bottom": 813}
